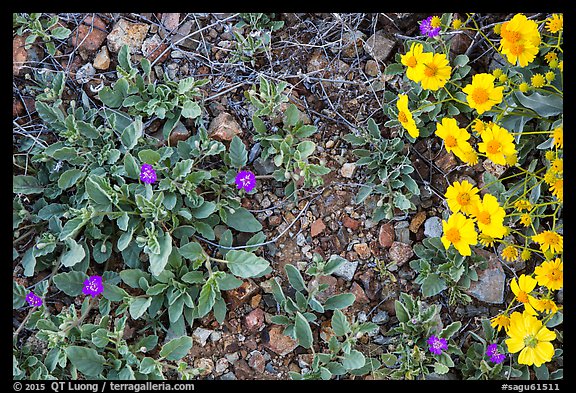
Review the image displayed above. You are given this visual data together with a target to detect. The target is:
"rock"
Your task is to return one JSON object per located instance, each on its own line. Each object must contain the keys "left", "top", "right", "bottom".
{"left": 208, "top": 112, "right": 243, "bottom": 142}
{"left": 409, "top": 211, "right": 427, "bottom": 233}
{"left": 394, "top": 221, "right": 411, "bottom": 245}
{"left": 161, "top": 13, "right": 181, "bottom": 33}
{"left": 248, "top": 350, "right": 266, "bottom": 373}
{"left": 210, "top": 331, "right": 222, "bottom": 342}
{"left": 168, "top": 121, "right": 191, "bottom": 146}
{"left": 331, "top": 256, "right": 358, "bottom": 281}
{"left": 194, "top": 358, "right": 214, "bottom": 377}
{"left": 13, "top": 35, "right": 28, "bottom": 76}
{"left": 371, "top": 310, "right": 390, "bottom": 325}
{"left": 483, "top": 159, "right": 507, "bottom": 178}
{"left": 224, "top": 352, "right": 239, "bottom": 364}
{"left": 253, "top": 157, "right": 275, "bottom": 175}
{"left": 353, "top": 243, "right": 372, "bottom": 260}
{"left": 268, "top": 215, "right": 282, "bottom": 227}
{"left": 244, "top": 308, "right": 266, "bottom": 332}
{"left": 171, "top": 20, "right": 199, "bottom": 49}
{"left": 373, "top": 335, "right": 394, "bottom": 346}
{"left": 224, "top": 278, "right": 259, "bottom": 308}
{"left": 93, "top": 46, "right": 110, "bottom": 70}
{"left": 557, "top": 288, "right": 563, "bottom": 304}
{"left": 358, "top": 269, "right": 382, "bottom": 301}
{"left": 192, "top": 327, "right": 213, "bottom": 347}
{"left": 378, "top": 223, "right": 395, "bottom": 248}
{"left": 340, "top": 162, "right": 357, "bottom": 178}
{"left": 363, "top": 30, "right": 396, "bottom": 62}
{"left": 71, "top": 15, "right": 108, "bottom": 52}
{"left": 388, "top": 241, "right": 414, "bottom": 266}
{"left": 310, "top": 218, "right": 326, "bottom": 237}
{"left": 265, "top": 362, "right": 279, "bottom": 374}
{"left": 296, "top": 233, "right": 307, "bottom": 247}
{"left": 220, "top": 371, "right": 237, "bottom": 380}
{"left": 325, "top": 140, "right": 335, "bottom": 149}
{"left": 365, "top": 59, "right": 380, "bottom": 77}
{"left": 436, "top": 150, "right": 458, "bottom": 173}
{"left": 265, "top": 326, "right": 299, "bottom": 356}
{"left": 215, "top": 358, "right": 229, "bottom": 375}
{"left": 340, "top": 30, "right": 365, "bottom": 57}
{"left": 343, "top": 215, "right": 361, "bottom": 231}
{"left": 142, "top": 34, "right": 170, "bottom": 64}
{"left": 350, "top": 282, "right": 370, "bottom": 306}
{"left": 107, "top": 18, "right": 150, "bottom": 54}
{"left": 466, "top": 249, "right": 506, "bottom": 304}
{"left": 75, "top": 62, "right": 95, "bottom": 84}
{"left": 424, "top": 216, "right": 443, "bottom": 238}
{"left": 250, "top": 294, "right": 262, "bottom": 309}
{"left": 310, "top": 275, "right": 338, "bottom": 303}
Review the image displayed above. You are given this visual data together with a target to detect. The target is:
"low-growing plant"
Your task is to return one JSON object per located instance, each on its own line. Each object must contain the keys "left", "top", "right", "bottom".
{"left": 13, "top": 13, "right": 71, "bottom": 56}
{"left": 344, "top": 118, "right": 420, "bottom": 222}
{"left": 244, "top": 75, "right": 290, "bottom": 118}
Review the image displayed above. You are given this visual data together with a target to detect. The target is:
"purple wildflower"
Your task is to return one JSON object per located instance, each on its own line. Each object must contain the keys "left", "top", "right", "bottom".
{"left": 427, "top": 335, "right": 448, "bottom": 355}
{"left": 486, "top": 343, "right": 506, "bottom": 364}
{"left": 82, "top": 275, "right": 104, "bottom": 298}
{"left": 420, "top": 16, "right": 441, "bottom": 38}
{"left": 235, "top": 170, "right": 256, "bottom": 192}
{"left": 140, "top": 164, "right": 157, "bottom": 184}
{"left": 25, "top": 292, "right": 43, "bottom": 307}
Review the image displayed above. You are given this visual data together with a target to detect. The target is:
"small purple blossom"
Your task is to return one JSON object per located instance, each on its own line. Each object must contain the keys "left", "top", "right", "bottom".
{"left": 25, "top": 292, "right": 43, "bottom": 307}
{"left": 235, "top": 170, "right": 256, "bottom": 192}
{"left": 140, "top": 164, "right": 157, "bottom": 184}
{"left": 427, "top": 335, "right": 448, "bottom": 355}
{"left": 82, "top": 275, "right": 104, "bottom": 298}
{"left": 420, "top": 16, "right": 441, "bottom": 38}
{"left": 486, "top": 343, "right": 506, "bottom": 364}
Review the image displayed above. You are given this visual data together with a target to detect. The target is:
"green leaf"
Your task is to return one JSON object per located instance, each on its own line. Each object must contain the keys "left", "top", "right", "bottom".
{"left": 181, "top": 100, "right": 201, "bottom": 119}
{"left": 453, "top": 54, "right": 469, "bottom": 67}
{"left": 98, "top": 86, "right": 123, "bottom": 108}
{"left": 342, "top": 349, "right": 366, "bottom": 370}
{"left": 51, "top": 26, "right": 71, "bottom": 40}
{"left": 324, "top": 293, "right": 355, "bottom": 310}
{"left": 215, "top": 274, "right": 243, "bottom": 290}
{"left": 21, "top": 248, "right": 36, "bottom": 277}
{"left": 513, "top": 91, "right": 563, "bottom": 117}
{"left": 85, "top": 175, "right": 112, "bottom": 206}
{"left": 439, "top": 321, "right": 462, "bottom": 339}
{"left": 331, "top": 309, "right": 350, "bottom": 336}
{"left": 355, "top": 185, "right": 373, "bottom": 204}
{"left": 213, "top": 295, "right": 227, "bottom": 324}
{"left": 323, "top": 255, "right": 347, "bottom": 275}
{"left": 394, "top": 300, "right": 410, "bottom": 323}
{"left": 229, "top": 136, "right": 248, "bottom": 168}
{"left": 284, "top": 103, "right": 299, "bottom": 127}
{"left": 148, "top": 232, "right": 173, "bottom": 276}
{"left": 294, "top": 311, "right": 313, "bottom": 349}
{"left": 139, "top": 357, "right": 157, "bottom": 374}
{"left": 285, "top": 264, "right": 306, "bottom": 292}
{"left": 296, "top": 141, "right": 316, "bottom": 159}
{"left": 59, "top": 217, "right": 88, "bottom": 241}
{"left": 61, "top": 238, "right": 86, "bottom": 267}
{"left": 384, "top": 63, "right": 404, "bottom": 75}
{"left": 393, "top": 193, "right": 412, "bottom": 211}
{"left": 422, "top": 273, "right": 447, "bottom": 297}
{"left": 178, "top": 241, "right": 205, "bottom": 262}
{"left": 225, "top": 250, "right": 270, "bottom": 278}
{"left": 118, "top": 44, "right": 132, "bottom": 71}
{"left": 159, "top": 336, "right": 193, "bottom": 361}
{"left": 181, "top": 271, "right": 205, "bottom": 284}
{"left": 223, "top": 207, "right": 262, "bottom": 232}
{"left": 102, "top": 283, "right": 128, "bottom": 302}
{"left": 57, "top": 169, "right": 84, "bottom": 190}
{"left": 138, "top": 149, "right": 161, "bottom": 165}
{"left": 433, "top": 362, "right": 449, "bottom": 374}
{"left": 129, "top": 297, "right": 152, "bottom": 320}
{"left": 190, "top": 201, "right": 216, "bottom": 219}
{"left": 121, "top": 116, "right": 143, "bottom": 151}
{"left": 197, "top": 280, "right": 217, "bottom": 318}
{"left": 13, "top": 175, "right": 43, "bottom": 194}
{"left": 53, "top": 271, "right": 89, "bottom": 296}
{"left": 65, "top": 346, "right": 105, "bottom": 376}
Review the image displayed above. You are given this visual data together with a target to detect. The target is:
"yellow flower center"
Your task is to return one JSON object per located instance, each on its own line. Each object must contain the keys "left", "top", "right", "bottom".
{"left": 424, "top": 63, "right": 438, "bottom": 77}
{"left": 445, "top": 135, "right": 457, "bottom": 148}
{"left": 486, "top": 140, "right": 502, "bottom": 154}
{"left": 548, "top": 269, "right": 560, "bottom": 280}
{"left": 516, "top": 290, "right": 529, "bottom": 304}
{"left": 523, "top": 334, "right": 538, "bottom": 348}
{"left": 506, "top": 30, "right": 521, "bottom": 43}
{"left": 445, "top": 228, "right": 461, "bottom": 244}
{"left": 472, "top": 87, "right": 489, "bottom": 105}
{"left": 543, "top": 232, "right": 560, "bottom": 245}
{"left": 456, "top": 192, "right": 471, "bottom": 206}
{"left": 398, "top": 111, "right": 408, "bottom": 123}
{"left": 477, "top": 211, "right": 491, "bottom": 225}
{"left": 509, "top": 43, "right": 525, "bottom": 56}
{"left": 406, "top": 56, "right": 417, "bottom": 68}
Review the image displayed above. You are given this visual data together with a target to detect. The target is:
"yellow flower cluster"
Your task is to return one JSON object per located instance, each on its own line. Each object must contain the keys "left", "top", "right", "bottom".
{"left": 440, "top": 180, "right": 508, "bottom": 256}
{"left": 396, "top": 94, "right": 419, "bottom": 138}
{"left": 498, "top": 13, "right": 541, "bottom": 67}
{"left": 400, "top": 43, "right": 452, "bottom": 91}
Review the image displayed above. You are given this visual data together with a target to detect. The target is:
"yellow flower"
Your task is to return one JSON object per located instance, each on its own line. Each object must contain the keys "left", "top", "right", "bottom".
{"left": 511, "top": 274, "right": 541, "bottom": 315}
{"left": 471, "top": 193, "right": 507, "bottom": 239}
{"left": 545, "top": 14, "right": 563, "bottom": 34}
{"left": 551, "top": 126, "right": 563, "bottom": 149}
{"left": 505, "top": 311, "right": 556, "bottom": 367}
{"left": 434, "top": 118, "right": 471, "bottom": 159}
{"left": 536, "top": 297, "right": 559, "bottom": 315}
{"left": 459, "top": 143, "right": 479, "bottom": 166}
{"left": 444, "top": 179, "right": 481, "bottom": 215}
{"left": 415, "top": 52, "right": 452, "bottom": 91}
{"left": 558, "top": 61, "right": 563, "bottom": 72}
{"left": 532, "top": 231, "right": 563, "bottom": 255}
{"left": 514, "top": 199, "right": 532, "bottom": 212}
{"left": 477, "top": 124, "right": 517, "bottom": 166}
{"left": 499, "top": 14, "right": 541, "bottom": 67}
{"left": 519, "top": 213, "right": 532, "bottom": 227}
{"left": 396, "top": 94, "right": 419, "bottom": 139}
{"left": 431, "top": 16, "right": 442, "bottom": 28}
{"left": 535, "top": 258, "right": 563, "bottom": 291}
{"left": 479, "top": 233, "right": 495, "bottom": 247}
{"left": 401, "top": 42, "right": 427, "bottom": 82}
{"left": 462, "top": 73, "right": 504, "bottom": 115}
{"left": 491, "top": 313, "right": 511, "bottom": 333}
{"left": 543, "top": 169, "right": 558, "bottom": 186}
{"left": 452, "top": 19, "right": 462, "bottom": 29}
{"left": 551, "top": 158, "right": 563, "bottom": 175}
{"left": 471, "top": 119, "right": 486, "bottom": 135}
{"left": 549, "top": 59, "right": 558, "bottom": 69}
{"left": 544, "top": 51, "right": 558, "bottom": 64}
{"left": 505, "top": 153, "right": 518, "bottom": 166}
{"left": 441, "top": 212, "right": 478, "bottom": 256}
{"left": 550, "top": 179, "right": 563, "bottom": 202}
{"left": 518, "top": 82, "right": 530, "bottom": 93}
{"left": 492, "top": 68, "right": 503, "bottom": 78}
{"left": 520, "top": 248, "right": 532, "bottom": 261}
{"left": 498, "top": 74, "right": 508, "bottom": 83}
{"left": 531, "top": 73, "right": 546, "bottom": 88}
{"left": 502, "top": 245, "right": 519, "bottom": 262}
{"left": 545, "top": 71, "right": 555, "bottom": 82}
{"left": 544, "top": 150, "right": 556, "bottom": 161}
{"left": 493, "top": 23, "right": 502, "bottom": 35}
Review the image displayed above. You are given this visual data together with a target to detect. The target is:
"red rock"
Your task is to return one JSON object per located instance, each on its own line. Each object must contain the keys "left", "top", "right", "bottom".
{"left": 208, "top": 112, "right": 243, "bottom": 142}
{"left": 248, "top": 351, "right": 266, "bottom": 373}
{"left": 71, "top": 15, "right": 108, "bottom": 52}
{"left": 358, "top": 269, "right": 382, "bottom": 301}
{"left": 353, "top": 243, "right": 371, "bottom": 260}
{"left": 13, "top": 35, "right": 27, "bottom": 76}
{"left": 350, "top": 282, "right": 370, "bottom": 307}
{"left": 310, "top": 218, "right": 326, "bottom": 237}
{"left": 161, "top": 13, "right": 181, "bottom": 32}
{"left": 142, "top": 34, "right": 170, "bottom": 64}
{"left": 342, "top": 215, "right": 361, "bottom": 230}
{"left": 13, "top": 98, "right": 24, "bottom": 118}
{"left": 224, "top": 279, "right": 259, "bottom": 308}
{"left": 388, "top": 241, "right": 414, "bottom": 266}
{"left": 244, "top": 308, "right": 265, "bottom": 332}
{"left": 378, "top": 223, "right": 395, "bottom": 248}
{"left": 268, "top": 216, "right": 282, "bottom": 227}
{"left": 436, "top": 150, "right": 458, "bottom": 173}
{"left": 265, "top": 326, "right": 299, "bottom": 356}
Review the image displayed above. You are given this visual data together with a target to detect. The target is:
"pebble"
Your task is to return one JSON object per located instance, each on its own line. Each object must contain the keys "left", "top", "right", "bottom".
{"left": 388, "top": 241, "right": 414, "bottom": 266}
{"left": 107, "top": 18, "right": 150, "bottom": 54}
{"left": 220, "top": 371, "right": 237, "bottom": 380}
{"left": 330, "top": 256, "right": 358, "bottom": 282}
{"left": 340, "top": 162, "right": 357, "bottom": 178}
{"left": 225, "top": 352, "right": 239, "bottom": 364}
{"left": 394, "top": 221, "right": 411, "bottom": 245}
{"left": 215, "top": 358, "right": 229, "bottom": 374}
{"left": 371, "top": 310, "right": 390, "bottom": 325}
{"left": 296, "top": 233, "right": 307, "bottom": 247}
{"left": 325, "top": 140, "right": 335, "bottom": 149}
{"left": 93, "top": 46, "right": 110, "bottom": 70}
{"left": 192, "top": 327, "right": 213, "bottom": 347}
{"left": 424, "top": 216, "right": 443, "bottom": 238}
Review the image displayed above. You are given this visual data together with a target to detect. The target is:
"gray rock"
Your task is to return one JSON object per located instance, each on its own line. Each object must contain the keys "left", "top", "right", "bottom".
{"left": 192, "top": 327, "right": 213, "bottom": 347}
{"left": 253, "top": 157, "right": 276, "bottom": 175}
{"left": 373, "top": 335, "right": 395, "bottom": 346}
{"left": 215, "top": 358, "right": 229, "bottom": 374}
{"left": 466, "top": 249, "right": 506, "bottom": 304}
{"left": 363, "top": 30, "right": 396, "bottom": 62}
{"left": 225, "top": 352, "right": 239, "bottom": 364}
{"left": 330, "top": 255, "right": 358, "bottom": 281}
{"left": 75, "top": 63, "right": 95, "bottom": 84}
{"left": 220, "top": 371, "right": 237, "bottom": 380}
{"left": 394, "top": 221, "right": 411, "bottom": 245}
{"left": 424, "top": 216, "right": 443, "bottom": 238}
{"left": 357, "top": 311, "right": 368, "bottom": 323}
{"left": 210, "top": 331, "right": 222, "bottom": 342}
{"left": 557, "top": 288, "right": 563, "bottom": 304}
{"left": 371, "top": 311, "right": 390, "bottom": 325}
{"left": 265, "top": 362, "right": 279, "bottom": 374}
{"left": 296, "top": 233, "right": 306, "bottom": 247}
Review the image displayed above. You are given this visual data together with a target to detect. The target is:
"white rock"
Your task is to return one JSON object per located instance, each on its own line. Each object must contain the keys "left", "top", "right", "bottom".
{"left": 340, "top": 163, "right": 357, "bottom": 178}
